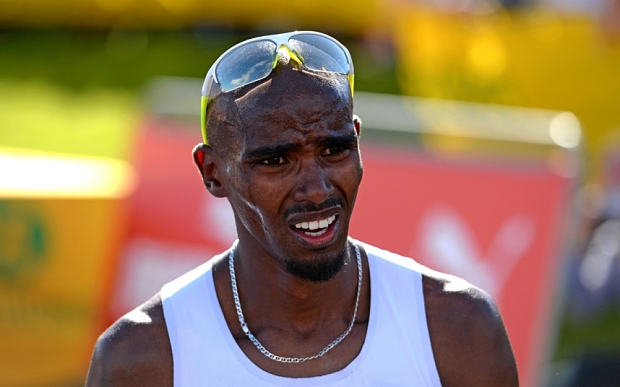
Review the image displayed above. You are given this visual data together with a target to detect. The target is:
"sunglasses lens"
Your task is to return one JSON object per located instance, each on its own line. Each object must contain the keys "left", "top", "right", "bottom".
{"left": 289, "top": 34, "right": 349, "bottom": 74}
{"left": 216, "top": 39, "right": 277, "bottom": 92}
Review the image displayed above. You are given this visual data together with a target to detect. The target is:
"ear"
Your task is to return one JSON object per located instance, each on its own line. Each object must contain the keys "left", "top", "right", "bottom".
{"left": 192, "top": 143, "right": 229, "bottom": 198}
{"left": 353, "top": 114, "right": 362, "bottom": 137}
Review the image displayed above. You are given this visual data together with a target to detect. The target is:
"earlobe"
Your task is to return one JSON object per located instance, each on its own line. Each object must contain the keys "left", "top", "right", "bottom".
{"left": 353, "top": 115, "right": 362, "bottom": 137}
{"left": 192, "top": 143, "right": 229, "bottom": 198}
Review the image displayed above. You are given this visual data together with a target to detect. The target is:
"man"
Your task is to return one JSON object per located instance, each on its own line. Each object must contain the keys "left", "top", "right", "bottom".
{"left": 86, "top": 31, "right": 518, "bottom": 386}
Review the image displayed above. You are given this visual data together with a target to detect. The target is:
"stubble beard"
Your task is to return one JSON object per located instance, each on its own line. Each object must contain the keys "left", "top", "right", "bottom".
{"left": 279, "top": 196, "right": 353, "bottom": 282}
{"left": 284, "top": 247, "right": 347, "bottom": 283}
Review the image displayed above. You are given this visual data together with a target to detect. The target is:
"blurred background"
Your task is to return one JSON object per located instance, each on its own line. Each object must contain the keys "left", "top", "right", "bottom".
{"left": 1, "top": 0, "right": 620, "bottom": 386}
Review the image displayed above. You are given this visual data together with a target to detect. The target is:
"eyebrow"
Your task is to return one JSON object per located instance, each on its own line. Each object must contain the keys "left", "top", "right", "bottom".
{"left": 243, "top": 143, "right": 303, "bottom": 161}
{"left": 243, "top": 133, "right": 358, "bottom": 161}
{"left": 317, "top": 133, "right": 358, "bottom": 149}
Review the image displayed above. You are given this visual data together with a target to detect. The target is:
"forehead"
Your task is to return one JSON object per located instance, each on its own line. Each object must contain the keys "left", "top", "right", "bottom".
{"left": 233, "top": 69, "right": 353, "bottom": 146}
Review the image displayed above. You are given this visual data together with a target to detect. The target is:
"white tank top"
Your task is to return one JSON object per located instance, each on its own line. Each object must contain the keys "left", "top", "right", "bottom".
{"left": 161, "top": 242, "right": 442, "bottom": 386}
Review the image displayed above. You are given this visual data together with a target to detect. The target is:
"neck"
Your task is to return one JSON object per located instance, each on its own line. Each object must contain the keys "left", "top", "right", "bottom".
{"left": 232, "top": 239, "right": 359, "bottom": 333}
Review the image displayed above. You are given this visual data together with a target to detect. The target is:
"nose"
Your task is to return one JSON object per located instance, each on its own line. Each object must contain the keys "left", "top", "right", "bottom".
{"left": 292, "top": 158, "right": 334, "bottom": 204}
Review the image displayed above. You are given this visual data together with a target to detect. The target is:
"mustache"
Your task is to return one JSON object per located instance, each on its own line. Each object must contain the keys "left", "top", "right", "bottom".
{"left": 284, "top": 197, "right": 345, "bottom": 219}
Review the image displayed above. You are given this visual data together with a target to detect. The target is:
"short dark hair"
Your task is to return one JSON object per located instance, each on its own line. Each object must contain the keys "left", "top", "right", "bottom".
{"left": 205, "top": 64, "right": 352, "bottom": 159}
{"left": 204, "top": 92, "right": 245, "bottom": 159}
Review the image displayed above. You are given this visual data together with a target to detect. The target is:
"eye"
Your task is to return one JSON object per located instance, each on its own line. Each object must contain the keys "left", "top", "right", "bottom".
{"left": 260, "top": 156, "right": 288, "bottom": 166}
{"left": 323, "top": 146, "right": 347, "bottom": 157}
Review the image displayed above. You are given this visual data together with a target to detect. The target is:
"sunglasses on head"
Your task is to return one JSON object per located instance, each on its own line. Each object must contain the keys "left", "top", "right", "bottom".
{"left": 200, "top": 31, "right": 355, "bottom": 145}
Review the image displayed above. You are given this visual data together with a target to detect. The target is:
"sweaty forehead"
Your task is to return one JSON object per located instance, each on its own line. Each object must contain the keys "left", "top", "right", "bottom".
{"left": 233, "top": 68, "right": 352, "bottom": 129}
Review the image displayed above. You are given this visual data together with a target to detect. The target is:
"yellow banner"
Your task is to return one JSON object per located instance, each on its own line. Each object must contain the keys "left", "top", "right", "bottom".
{"left": 0, "top": 0, "right": 387, "bottom": 34}
{"left": 393, "top": 7, "right": 620, "bottom": 178}
{"left": 0, "top": 149, "right": 132, "bottom": 386}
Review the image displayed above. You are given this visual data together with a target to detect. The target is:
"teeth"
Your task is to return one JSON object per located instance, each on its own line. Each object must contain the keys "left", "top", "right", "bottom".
{"left": 294, "top": 215, "right": 337, "bottom": 231}
{"left": 304, "top": 228, "right": 328, "bottom": 237}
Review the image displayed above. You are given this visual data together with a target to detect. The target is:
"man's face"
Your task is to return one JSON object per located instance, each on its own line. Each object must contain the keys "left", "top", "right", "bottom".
{"left": 220, "top": 69, "right": 362, "bottom": 282}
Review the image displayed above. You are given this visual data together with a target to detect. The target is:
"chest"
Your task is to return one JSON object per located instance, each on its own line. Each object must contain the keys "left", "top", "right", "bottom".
{"left": 233, "top": 321, "right": 369, "bottom": 378}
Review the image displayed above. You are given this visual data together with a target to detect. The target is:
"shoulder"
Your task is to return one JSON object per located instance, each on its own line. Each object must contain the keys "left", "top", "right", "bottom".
{"left": 85, "top": 294, "right": 173, "bottom": 387}
{"left": 360, "top": 240, "right": 518, "bottom": 385}
{"left": 422, "top": 270, "right": 519, "bottom": 387}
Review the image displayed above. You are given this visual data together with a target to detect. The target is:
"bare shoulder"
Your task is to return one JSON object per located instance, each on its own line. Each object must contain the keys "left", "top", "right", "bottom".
{"left": 85, "top": 294, "right": 173, "bottom": 387}
{"left": 422, "top": 269, "right": 519, "bottom": 387}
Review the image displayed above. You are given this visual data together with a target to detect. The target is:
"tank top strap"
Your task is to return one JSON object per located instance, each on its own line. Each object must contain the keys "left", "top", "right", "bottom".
{"left": 360, "top": 241, "right": 442, "bottom": 387}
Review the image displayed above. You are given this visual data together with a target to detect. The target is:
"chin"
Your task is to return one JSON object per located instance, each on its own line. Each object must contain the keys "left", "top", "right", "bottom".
{"left": 284, "top": 246, "right": 347, "bottom": 283}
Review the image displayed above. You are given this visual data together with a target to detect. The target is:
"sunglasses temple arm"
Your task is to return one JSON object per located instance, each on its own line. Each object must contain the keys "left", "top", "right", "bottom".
{"left": 348, "top": 74, "right": 354, "bottom": 97}
{"left": 201, "top": 96, "right": 209, "bottom": 145}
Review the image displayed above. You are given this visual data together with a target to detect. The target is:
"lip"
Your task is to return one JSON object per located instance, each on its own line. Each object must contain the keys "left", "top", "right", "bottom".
{"left": 290, "top": 215, "right": 340, "bottom": 247}
{"left": 287, "top": 208, "right": 340, "bottom": 227}
{"left": 287, "top": 208, "right": 341, "bottom": 247}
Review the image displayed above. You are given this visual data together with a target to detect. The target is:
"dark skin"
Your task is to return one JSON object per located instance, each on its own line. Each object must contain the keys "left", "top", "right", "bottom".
{"left": 86, "top": 65, "right": 519, "bottom": 386}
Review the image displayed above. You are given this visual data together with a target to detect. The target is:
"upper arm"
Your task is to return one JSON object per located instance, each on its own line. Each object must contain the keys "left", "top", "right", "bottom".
{"left": 423, "top": 275, "right": 519, "bottom": 387}
{"left": 85, "top": 295, "right": 173, "bottom": 387}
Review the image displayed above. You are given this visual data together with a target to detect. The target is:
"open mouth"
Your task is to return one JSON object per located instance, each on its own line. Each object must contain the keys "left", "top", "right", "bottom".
{"left": 292, "top": 215, "right": 337, "bottom": 237}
